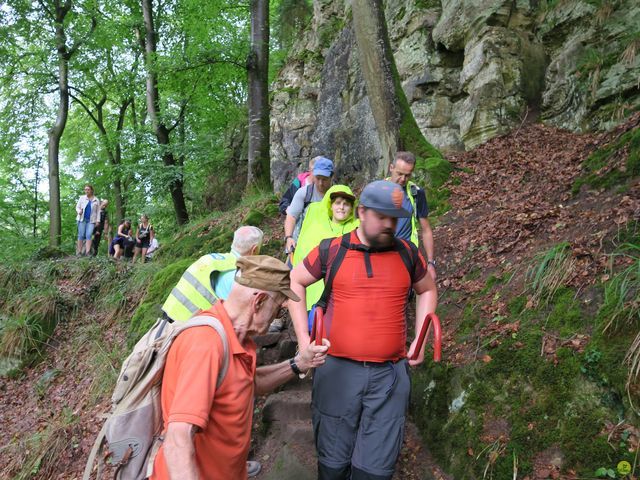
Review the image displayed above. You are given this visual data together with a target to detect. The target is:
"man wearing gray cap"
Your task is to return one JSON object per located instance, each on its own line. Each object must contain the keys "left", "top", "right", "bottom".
{"left": 151, "top": 255, "right": 330, "bottom": 480}
{"left": 289, "top": 180, "right": 438, "bottom": 480}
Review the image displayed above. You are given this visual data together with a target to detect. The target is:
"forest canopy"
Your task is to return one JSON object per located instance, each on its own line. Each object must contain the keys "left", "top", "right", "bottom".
{"left": 0, "top": 0, "right": 313, "bottom": 260}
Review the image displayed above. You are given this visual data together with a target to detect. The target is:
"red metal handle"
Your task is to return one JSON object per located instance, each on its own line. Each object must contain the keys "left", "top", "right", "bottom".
{"left": 311, "top": 307, "right": 324, "bottom": 345}
{"left": 410, "top": 313, "right": 441, "bottom": 362}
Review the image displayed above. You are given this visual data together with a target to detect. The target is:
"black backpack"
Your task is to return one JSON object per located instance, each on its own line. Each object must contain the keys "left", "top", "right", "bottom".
{"left": 315, "top": 232, "right": 419, "bottom": 311}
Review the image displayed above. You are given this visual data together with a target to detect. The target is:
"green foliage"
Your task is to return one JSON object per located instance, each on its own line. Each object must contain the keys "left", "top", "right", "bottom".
{"left": 526, "top": 242, "right": 575, "bottom": 306}
{"left": 272, "top": 0, "right": 312, "bottom": 51}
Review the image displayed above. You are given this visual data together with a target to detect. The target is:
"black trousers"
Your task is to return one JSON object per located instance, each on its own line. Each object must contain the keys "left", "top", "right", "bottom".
{"left": 91, "top": 228, "right": 103, "bottom": 256}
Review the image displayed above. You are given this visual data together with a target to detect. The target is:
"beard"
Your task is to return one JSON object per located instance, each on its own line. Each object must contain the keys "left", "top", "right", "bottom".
{"left": 362, "top": 226, "right": 395, "bottom": 249}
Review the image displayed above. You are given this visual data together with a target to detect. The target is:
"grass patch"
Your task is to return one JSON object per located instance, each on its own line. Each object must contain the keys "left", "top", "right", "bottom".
{"left": 526, "top": 242, "right": 576, "bottom": 307}
{"left": 599, "top": 250, "right": 640, "bottom": 333}
{"left": 1, "top": 407, "right": 80, "bottom": 479}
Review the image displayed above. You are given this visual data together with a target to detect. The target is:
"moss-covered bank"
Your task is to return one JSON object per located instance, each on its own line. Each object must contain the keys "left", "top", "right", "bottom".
{"left": 411, "top": 252, "right": 639, "bottom": 478}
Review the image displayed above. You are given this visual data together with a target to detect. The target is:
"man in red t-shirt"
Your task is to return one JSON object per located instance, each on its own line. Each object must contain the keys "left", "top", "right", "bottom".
{"left": 290, "top": 180, "right": 438, "bottom": 480}
{"left": 151, "top": 256, "right": 330, "bottom": 480}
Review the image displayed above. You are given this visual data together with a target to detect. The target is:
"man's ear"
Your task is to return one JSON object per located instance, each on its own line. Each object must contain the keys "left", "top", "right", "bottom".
{"left": 253, "top": 291, "right": 269, "bottom": 312}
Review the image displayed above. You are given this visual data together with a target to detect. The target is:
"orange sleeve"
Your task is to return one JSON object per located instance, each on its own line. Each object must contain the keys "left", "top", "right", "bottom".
{"left": 165, "top": 327, "right": 224, "bottom": 430}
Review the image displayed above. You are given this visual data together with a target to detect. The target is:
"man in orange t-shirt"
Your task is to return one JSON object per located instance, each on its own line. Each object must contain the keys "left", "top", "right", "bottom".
{"left": 289, "top": 180, "right": 438, "bottom": 480}
{"left": 151, "top": 255, "right": 329, "bottom": 480}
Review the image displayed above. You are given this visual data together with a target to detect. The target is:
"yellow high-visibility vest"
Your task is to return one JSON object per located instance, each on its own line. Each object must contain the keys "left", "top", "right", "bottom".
{"left": 406, "top": 181, "right": 419, "bottom": 247}
{"left": 161, "top": 252, "right": 237, "bottom": 322}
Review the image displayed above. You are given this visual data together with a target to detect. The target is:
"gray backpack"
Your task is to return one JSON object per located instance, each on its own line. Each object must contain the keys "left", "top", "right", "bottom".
{"left": 83, "top": 315, "right": 229, "bottom": 480}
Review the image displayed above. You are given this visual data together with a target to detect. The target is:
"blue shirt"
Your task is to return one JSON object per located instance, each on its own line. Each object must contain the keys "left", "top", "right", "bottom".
{"left": 394, "top": 186, "right": 429, "bottom": 242}
{"left": 83, "top": 201, "right": 92, "bottom": 222}
{"left": 212, "top": 250, "right": 241, "bottom": 300}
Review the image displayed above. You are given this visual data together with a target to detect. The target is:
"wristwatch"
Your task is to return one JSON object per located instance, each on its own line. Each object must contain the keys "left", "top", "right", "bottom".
{"left": 427, "top": 260, "right": 437, "bottom": 268}
{"left": 289, "top": 357, "right": 307, "bottom": 379}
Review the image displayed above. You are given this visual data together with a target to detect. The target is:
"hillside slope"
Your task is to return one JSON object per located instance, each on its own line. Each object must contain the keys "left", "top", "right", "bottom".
{"left": 414, "top": 114, "right": 639, "bottom": 478}
{"left": 0, "top": 118, "right": 639, "bottom": 478}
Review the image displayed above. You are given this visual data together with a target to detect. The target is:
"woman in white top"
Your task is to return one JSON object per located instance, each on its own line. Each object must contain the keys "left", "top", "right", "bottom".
{"left": 75, "top": 184, "right": 100, "bottom": 256}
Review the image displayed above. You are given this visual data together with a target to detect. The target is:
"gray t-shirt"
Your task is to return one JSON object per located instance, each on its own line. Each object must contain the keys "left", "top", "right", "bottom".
{"left": 286, "top": 184, "right": 324, "bottom": 219}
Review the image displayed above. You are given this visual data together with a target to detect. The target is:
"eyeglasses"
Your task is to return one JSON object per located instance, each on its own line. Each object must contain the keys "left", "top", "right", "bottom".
{"left": 254, "top": 292, "right": 287, "bottom": 319}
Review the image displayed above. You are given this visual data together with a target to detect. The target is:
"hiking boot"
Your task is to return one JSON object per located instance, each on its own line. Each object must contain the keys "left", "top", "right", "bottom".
{"left": 247, "top": 460, "right": 261, "bottom": 478}
{"left": 268, "top": 317, "right": 284, "bottom": 333}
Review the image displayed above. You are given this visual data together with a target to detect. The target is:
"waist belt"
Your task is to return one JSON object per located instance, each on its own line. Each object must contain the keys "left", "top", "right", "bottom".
{"left": 334, "top": 355, "right": 402, "bottom": 367}
{"left": 332, "top": 355, "right": 402, "bottom": 394}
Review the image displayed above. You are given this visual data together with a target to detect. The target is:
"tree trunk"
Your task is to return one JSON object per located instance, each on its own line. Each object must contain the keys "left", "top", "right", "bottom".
{"left": 33, "top": 156, "right": 41, "bottom": 238}
{"left": 351, "top": 0, "right": 441, "bottom": 175}
{"left": 246, "top": 0, "right": 271, "bottom": 190}
{"left": 141, "top": 0, "right": 189, "bottom": 225}
{"left": 112, "top": 98, "right": 131, "bottom": 223}
{"left": 47, "top": 0, "right": 72, "bottom": 247}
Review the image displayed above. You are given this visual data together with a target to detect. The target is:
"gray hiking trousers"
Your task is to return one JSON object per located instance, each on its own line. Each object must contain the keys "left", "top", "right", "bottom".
{"left": 311, "top": 355, "right": 411, "bottom": 480}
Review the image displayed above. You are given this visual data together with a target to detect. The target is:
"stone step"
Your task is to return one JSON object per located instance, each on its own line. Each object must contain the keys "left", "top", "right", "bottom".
{"left": 263, "top": 389, "right": 312, "bottom": 423}
{"left": 281, "top": 420, "right": 314, "bottom": 444}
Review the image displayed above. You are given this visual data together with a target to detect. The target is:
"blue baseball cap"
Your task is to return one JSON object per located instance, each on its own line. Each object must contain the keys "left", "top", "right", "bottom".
{"left": 313, "top": 157, "right": 334, "bottom": 177}
{"left": 359, "top": 180, "right": 410, "bottom": 218}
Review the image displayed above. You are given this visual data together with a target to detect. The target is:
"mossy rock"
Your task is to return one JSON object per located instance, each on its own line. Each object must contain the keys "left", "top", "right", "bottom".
{"left": 243, "top": 209, "right": 266, "bottom": 226}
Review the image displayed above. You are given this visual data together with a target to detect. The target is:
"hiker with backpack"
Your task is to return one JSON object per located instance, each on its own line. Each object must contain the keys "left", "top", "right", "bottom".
{"left": 283, "top": 156, "right": 334, "bottom": 265}
{"left": 291, "top": 184, "right": 359, "bottom": 329}
{"left": 84, "top": 255, "right": 329, "bottom": 480}
{"left": 388, "top": 151, "right": 437, "bottom": 280}
{"left": 151, "top": 256, "right": 329, "bottom": 480}
{"left": 278, "top": 156, "right": 317, "bottom": 215}
{"left": 161, "top": 226, "right": 263, "bottom": 323}
{"left": 289, "top": 180, "right": 438, "bottom": 480}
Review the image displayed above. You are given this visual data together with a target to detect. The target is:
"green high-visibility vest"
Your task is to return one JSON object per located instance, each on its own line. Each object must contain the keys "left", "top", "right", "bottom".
{"left": 161, "top": 252, "right": 237, "bottom": 322}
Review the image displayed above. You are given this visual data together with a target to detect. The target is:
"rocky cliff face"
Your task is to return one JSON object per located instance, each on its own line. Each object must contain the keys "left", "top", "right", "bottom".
{"left": 270, "top": 0, "right": 640, "bottom": 189}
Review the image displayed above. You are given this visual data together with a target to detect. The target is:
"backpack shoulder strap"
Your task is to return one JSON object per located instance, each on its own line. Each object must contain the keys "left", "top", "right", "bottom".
{"left": 82, "top": 422, "right": 108, "bottom": 480}
{"left": 319, "top": 237, "right": 332, "bottom": 279}
{"left": 316, "top": 233, "right": 350, "bottom": 310}
{"left": 303, "top": 184, "right": 314, "bottom": 209}
{"left": 181, "top": 315, "right": 230, "bottom": 388}
{"left": 394, "top": 239, "right": 419, "bottom": 280}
